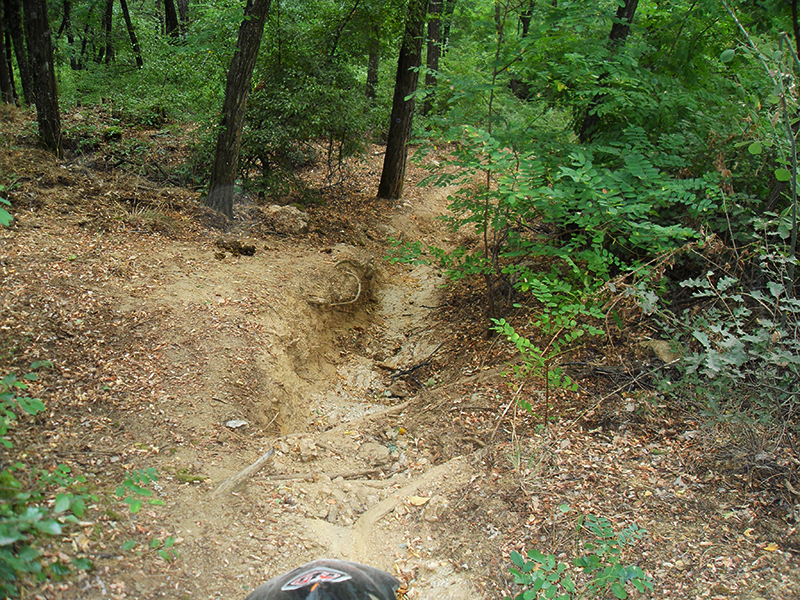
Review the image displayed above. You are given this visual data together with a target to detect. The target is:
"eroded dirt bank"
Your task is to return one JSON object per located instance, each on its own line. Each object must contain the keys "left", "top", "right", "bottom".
{"left": 2, "top": 118, "right": 799, "bottom": 600}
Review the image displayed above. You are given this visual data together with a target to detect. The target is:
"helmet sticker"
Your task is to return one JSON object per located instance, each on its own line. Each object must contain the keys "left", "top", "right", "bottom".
{"left": 281, "top": 567, "right": 353, "bottom": 591}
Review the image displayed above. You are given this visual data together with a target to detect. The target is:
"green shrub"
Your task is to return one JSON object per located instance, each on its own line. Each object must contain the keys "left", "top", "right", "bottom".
{"left": 508, "top": 513, "right": 652, "bottom": 600}
{"left": 0, "top": 363, "right": 94, "bottom": 597}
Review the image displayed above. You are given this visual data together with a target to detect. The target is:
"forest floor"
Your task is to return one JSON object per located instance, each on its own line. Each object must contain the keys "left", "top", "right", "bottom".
{"left": 1, "top": 104, "right": 799, "bottom": 600}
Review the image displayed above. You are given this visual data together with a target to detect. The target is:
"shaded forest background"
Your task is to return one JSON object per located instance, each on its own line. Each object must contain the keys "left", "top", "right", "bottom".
{"left": 2, "top": 0, "right": 800, "bottom": 597}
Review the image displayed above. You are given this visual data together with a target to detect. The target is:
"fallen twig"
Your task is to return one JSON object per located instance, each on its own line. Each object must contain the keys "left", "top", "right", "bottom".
{"left": 211, "top": 448, "right": 275, "bottom": 499}
{"left": 265, "top": 468, "right": 380, "bottom": 482}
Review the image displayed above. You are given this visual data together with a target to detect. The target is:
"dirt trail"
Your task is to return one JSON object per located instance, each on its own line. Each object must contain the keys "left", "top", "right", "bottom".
{"left": 5, "top": 124, "right": 799, "bottom": 600}
{"left": 9, "top": 173, "right": 479, "bottom": 599}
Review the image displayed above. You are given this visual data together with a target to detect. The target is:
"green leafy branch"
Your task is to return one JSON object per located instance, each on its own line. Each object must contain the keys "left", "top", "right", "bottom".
{"left": 493, "top": 303, "right": 603, "bottom": 427}
{"left": 1, "top": 363, "right": 94, "bottom": 597}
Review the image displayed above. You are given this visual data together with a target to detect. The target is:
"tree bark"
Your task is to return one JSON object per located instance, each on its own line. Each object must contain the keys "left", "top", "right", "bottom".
{"left": 57, "top": 0, "right": 80, "bottom": 70}
{"left": 519, "top": 0, "right": 533, "bottom": 37}
{"left": 22, "top": 0, "right": 63, "bottom": 157}
{"left": 0, "top": 9, "right": 14, "bottom": 104}
{"left": 120, "top": 0, "right": 143, "bottom": 68}
{"left": 96, "top": 0, "right": 114, "bottom": 64}
{"left": 365, "top": 19, "right": 379, "bottom": 100}
{"left": 4, "top": 0, "right": 33, "bottom": 103}
{"left": 608, "top": 0, "right": 639, "bottom": 44}
{"left": 422, "top": 0, "right": 441, "bottom": 115}
{"left": 377, "top": 0, "right": 428, "bottom": 200}
{"left": 3, "top": 29, "right": 16, "bottom": 102}
{"left": 164, "top": 0, "right": 180, "bottom": 39}
{"left": 578, "top": 0, "right": 639, "bottom": 142}
{"left": 177, "top": 0, "right": 189, "bottom": 36}
{"left": 205, "top": 0, "right": 272, "bottom": 219}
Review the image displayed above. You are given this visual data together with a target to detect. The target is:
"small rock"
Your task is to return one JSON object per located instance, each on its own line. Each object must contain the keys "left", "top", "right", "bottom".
{"left": 387, "top": 380, "right": 410, "bottom": 398}
{"left": 264, "top": 205, "right": 310, "bottom": 235}
{"left": 357, "top": 441, "right": 391, "bottom": 465}
{"left": 422, "top": 494, "right": 449, "bottom": 522}
{"left": 225, "top": 419, "right": 248, "bottom": 429}
{"left": 639, "top": 339, "right": 683, "bottom": 363}
{"left": 298, "top": 438, "right": 318, "bottom": 462}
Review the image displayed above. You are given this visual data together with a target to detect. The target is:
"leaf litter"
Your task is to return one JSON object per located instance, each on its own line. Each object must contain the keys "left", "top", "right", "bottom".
{"left": 0, "top": 106, "right": 798, "bottom": 599}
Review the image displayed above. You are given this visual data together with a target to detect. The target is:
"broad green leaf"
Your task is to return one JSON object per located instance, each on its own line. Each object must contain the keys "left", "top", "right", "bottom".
{"left": 611, "top": 581, "right": 628, "bottom": 599}
{"left": 72, "top": 557, "right": 92, "bottom": 570}
{"left": 121, "top": 540, "right": 137, "bottom": 551}
{"left": 775, "top": 168, "right": 792, "bottom": 182}
{"left": 158, "top": 549, "right": 174, "bottom": 561}
{"left": 54, "top": 493, "right": 71, "bottom": 514}
{"left": 35, "top": 519, "right": 62, "bottom": 535}
{"left": 747, "top": 142, "right": 762, "bottom": 155}
{"left": 720, "top": 49, "right": 735, "bottom": 63}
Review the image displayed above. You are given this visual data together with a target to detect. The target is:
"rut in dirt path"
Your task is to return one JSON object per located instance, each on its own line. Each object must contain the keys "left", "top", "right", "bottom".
{"left": 94, "top": 188, "right": 486, "bottom": 600}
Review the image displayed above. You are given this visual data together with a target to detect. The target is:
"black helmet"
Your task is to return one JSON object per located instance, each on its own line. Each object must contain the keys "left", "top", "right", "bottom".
{"left": 244, "top": 559, "right": 400, "bottom": 600}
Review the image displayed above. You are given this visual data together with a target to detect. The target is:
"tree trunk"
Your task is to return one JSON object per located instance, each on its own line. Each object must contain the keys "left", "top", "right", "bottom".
{"left": 57, "top": 0, "right": 81, "bottom": 70}
{"left": 578, "top": 0, "right": 639, "bottom": 142}
{"left": 440, "top": 0, "right": 456, "bottom": 56}
{"left": 609, "top": 0, "right": 639, "bottom": 44}
{"left": 177, "top": 0, "right": 189, "bottom": 36}
{"left": 365, "top": 19, "right": 379, "bottom": 100}
{"left": 96, "top": 0, "right": 114, "bottom": 64}
{"left": 422, "top": 0, "right": 441, "bottom": 115}
{"left": 22, "top": 0, "right": 63, "bottom": 157}
{"left": 519, "top": 0, "right": 534, "bottom": 37}
{"left": 3, "top": 29, "right": 17, "bottom": 102}
{"left": 377, "top": 0, "right": 428, "bottom": 200}
{"left": 205, "top": 0, "right": 272, "bottom": 219}
{"left": 120, "top": 0, "right": 143, "bottom": 68}
{"left": 4, "top": 0, "right": 33, "bottom": 103}
{"left": 164, "top": 0, "right": 180, "bottom": 38}
{"left": 0, "top": 9, "right": 14, "bottom": 104}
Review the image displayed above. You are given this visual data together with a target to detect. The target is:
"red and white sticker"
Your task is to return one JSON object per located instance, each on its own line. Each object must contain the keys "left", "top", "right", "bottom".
{"left": 281, "top": 567, "right": 352, "bottom": 591}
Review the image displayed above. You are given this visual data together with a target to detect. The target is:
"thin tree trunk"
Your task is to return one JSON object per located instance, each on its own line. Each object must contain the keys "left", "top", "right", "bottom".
{"left": 365, "top": 20, "right": 379, "bottom": 100}
{"left": 97, "top": 0, "right": 114, "bottom": 64}
{"left": 120, "top": 0, "right": 143, "bottom": 68}
{"left": 0, "top": 9, "right": 13, "bottom": 104}
{"left": 164, "top": 0, "right": 180, "bottom": 38}
{"left": 519, "top": 0, "right": 533, "bottom": 37}
{"left": 440, "top": 0, "right": 456, "bottom": 56}
{"left": 206, "top": 0, "right": 272, "bottom": 219}
{"left": 58, "top": 0, "right": 81, "bottom": 70}
{"left": 4, "top": 0, "right": 33, "bottom": 103}
{"left": 22, "top": 0, "right": 63, "bottom": 157}
{"left": 377, "top": 0, "right": 428, "bottom": 200}
{"left": 510, "top": 0, "right": 535, "bottom": 100}
{"left": 422, "top": 0, "right": 441, "bottom": 115}
{"left": 177, "top": 0, "right": 189, "bottom": 36}
{"left": 578, "top": 0, "right": 639, "bottom": 142}
{"left": 329, "top": 0, "right": 361, "bottom": 59}
{"left": 3, "top": 29, "right": 16, "bottom": 102}
{"left": 608, "top": 0, "right": 639, "bottom": 43}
